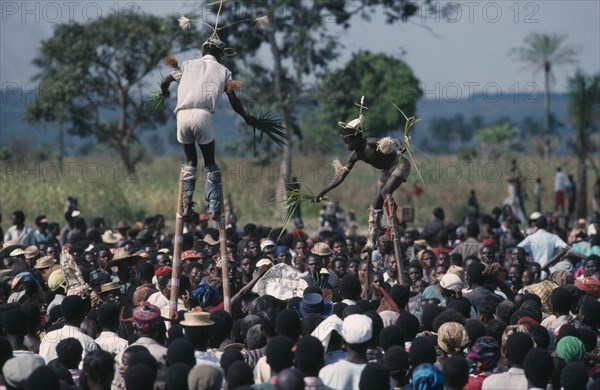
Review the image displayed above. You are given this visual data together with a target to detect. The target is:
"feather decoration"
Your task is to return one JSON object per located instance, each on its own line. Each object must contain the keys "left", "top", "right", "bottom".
{"left": 178, "top": 15, "right": 191, "bottom": 29}
{"left": 256, "top": 15, "right": 269, "bottom": 28}
{"left": 163, "top": 56, "right": 179, "bottom": 69}
{"left": 225, "top": 80, "right": 245, "bottom": 94}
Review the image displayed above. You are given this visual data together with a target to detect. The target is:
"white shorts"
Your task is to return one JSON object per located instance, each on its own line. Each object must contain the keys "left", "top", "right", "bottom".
{"left": 176, "top": 108, "right": 214, "bottom": 145}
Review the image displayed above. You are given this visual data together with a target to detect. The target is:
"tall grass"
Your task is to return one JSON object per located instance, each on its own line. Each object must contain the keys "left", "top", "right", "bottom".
{"left": 0, "top": 154, "right": 592, "bottom": 234}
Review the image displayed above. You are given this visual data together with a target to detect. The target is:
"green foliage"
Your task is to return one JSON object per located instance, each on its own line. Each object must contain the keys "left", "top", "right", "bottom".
{"left": 567, "top": 70, "right": 600, "bottom": 153}
{"left": 26, "top": 12, "right": 200, "bottom": 173}
{"left": 425, "top": 114, "right": 481, "bottom": 153}
{"left": 474, "top": 122, "right": 517, "bottom": 159}
{"left": 306, "top": 51, "right": 421, "bottom": 146}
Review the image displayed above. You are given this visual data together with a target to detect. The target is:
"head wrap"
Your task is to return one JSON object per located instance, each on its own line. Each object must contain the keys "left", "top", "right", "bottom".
{"left": 575, "top": 277, "right": 600, "bottom": 298}
{"left": 411, "top": 363, "right": 444, "bottom": 390}
{"left": 468, "top": 336, "right": 501, "bottom": 373}
{"left": 191, "top": 280, "right": 217, "bottom": 309}
{"left": 132, "top": 302, "right": 162, "bottom": 333}
{"left": 549, "top": 270, "right": 575, "bottom": 286}
{"left": 437, "top": 322, "right": 469, "bottom": 354}
{"left": 556, "top": 336, "right": 586, "bottom": 362}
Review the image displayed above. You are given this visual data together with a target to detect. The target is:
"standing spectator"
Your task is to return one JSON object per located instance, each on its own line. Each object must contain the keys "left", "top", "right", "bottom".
{"left": 517, "top": 216, "right": 567, "bottom": 272}
{"left": 523, "top": 348, "right": 554, "bottom": 390}
{"left": 33, "top": 215, "right": 52, "bottom": 244}
{"left": 468, "top": 190, "right": 480, "bottom": 218}
{"left": 554, "top": 167, "right": 569, "bottom": 213}
{"left": 39, "top": 296, "right": 99, "bottom": 364}
{"left": 319, "top": 314, "right": 371, "bottom": 389}
{"left": 4, "top": 210, "right": 35, "bottom": 247}
{"left": 567, "top": 174, "right": 577, "bottom": 216}
{"left": 533, "top": 177, "right": 543, "bottom": 213}
{"left": 451, "top": 223, "right": 483, "bottom": 261}
{"left": 95, "top": 303, "right": 128, "bottom": 357}
{"left": 482, "top": 332, "right": 532, "bottom": 390}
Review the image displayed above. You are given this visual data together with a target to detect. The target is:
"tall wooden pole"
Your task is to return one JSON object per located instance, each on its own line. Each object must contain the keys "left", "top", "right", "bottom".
{"left": 219, "top": 188, "right": 231, "bottom": 313}
{"left": 169, "top": 167, "right": 185, "bottom": 319}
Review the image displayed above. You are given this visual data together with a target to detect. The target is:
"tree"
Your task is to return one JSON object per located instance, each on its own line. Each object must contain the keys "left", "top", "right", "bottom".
{"left": 474, "top": 122, "right": 516, "bottom": 159}
{"left": 210, "top": 1, "right": 426, "bottom": 213}
{"left": 510, "top": 33, "right": 579, "bottom": 158}
{"left": 567, "top": 70, "right": 600, "bottom": 218}
{"left": 26, "top": 12, "right": 198, "bottom": 174}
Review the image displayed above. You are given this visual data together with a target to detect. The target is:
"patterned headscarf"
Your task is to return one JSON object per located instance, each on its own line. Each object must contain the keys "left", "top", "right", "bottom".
{"left": 132, "top": 302, "right": 162, "bottom": 333}
{"left": 437, "top": 322, "right": 470, "bottom": 355}
{"left": 411, "top": 363, "right": 444, "bottom": 390}
{"left": 468, "top": 336, "right": 501, "bottom": 373}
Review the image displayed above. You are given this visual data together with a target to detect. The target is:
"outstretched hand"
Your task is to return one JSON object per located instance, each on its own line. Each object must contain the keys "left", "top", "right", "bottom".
{"left": 314, "top": 194, "right": 324, "bottom": 203}
{"left": 159, "top": 90, "right": 170, "bottom": 99}
{"left": 245, "top": 115, "right": 257, "bottom": 127}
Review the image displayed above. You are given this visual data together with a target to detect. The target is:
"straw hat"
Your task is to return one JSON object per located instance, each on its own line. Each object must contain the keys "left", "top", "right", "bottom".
{"left": 106, "top": 247, "right": 140, "bottom": 267}
{"left": 204, "top": 235, "right": 219, "bottom": 246}
{"left": 0, "top": 241, "right": 24, "bottom": 256}
{"left": 34, "top": 255, "right": 57, "bottom": 269}
{"left": 256, "top": 258, "right": 273, "bottom": 268}
{"left": 99, "top": 282, "right": 120, "bottom": 294}
{"left": 101, "top": 230, "right": 123, "bottom": 244}
{"left": 180, "top": 311, "right": 215, "bottom": 327}
{"left": 9, "top": 248, "right": 25, "bottom": 257}
{"left": 311, "top": 242, "right": 332, "bottom": 257}
{"left": 24, "top": 246, "right": 39, "bottom": 259}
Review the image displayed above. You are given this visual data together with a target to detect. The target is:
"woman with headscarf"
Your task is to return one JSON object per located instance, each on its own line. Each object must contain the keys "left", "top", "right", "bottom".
{"left": 464, "top": 336, "right": 501, "bottom": 390}
{"left": 436, "top": 322, "right": 470, "bottom": 366}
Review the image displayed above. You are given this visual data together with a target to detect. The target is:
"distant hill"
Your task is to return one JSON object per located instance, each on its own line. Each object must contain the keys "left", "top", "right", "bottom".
{"left": 0, "top": 88, "right": 573, "bottom": 155}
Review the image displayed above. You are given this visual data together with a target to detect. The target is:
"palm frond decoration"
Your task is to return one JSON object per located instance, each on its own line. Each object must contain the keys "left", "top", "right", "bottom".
{"left": 146, "top": 89, "right": 165, "bottom": 112}
{"left": 251, "top": 108, "right": 287, "bottom": 152}
{"left": 391, "top": 103, "right": 427, "bottom": 184}
{"left": 269, "top": 184, "right": 331, "bottom": 241}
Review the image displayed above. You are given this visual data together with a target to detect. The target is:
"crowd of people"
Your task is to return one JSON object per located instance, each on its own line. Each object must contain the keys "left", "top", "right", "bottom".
{"left": 0, "top": 200, "right": 599, "bottom": 390}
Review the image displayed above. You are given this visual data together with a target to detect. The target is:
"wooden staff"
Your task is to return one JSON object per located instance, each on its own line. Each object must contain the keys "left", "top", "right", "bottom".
{"left": 219, "top": 188, "right": 232, "bottom": 313}
{"left": 169, "top": 167, "right": 185, "bottom": 319}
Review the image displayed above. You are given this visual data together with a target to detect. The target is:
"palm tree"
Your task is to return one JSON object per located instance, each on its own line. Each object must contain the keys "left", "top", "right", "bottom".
{"left": 510, "top": 33, "right": 579, "bottom": 157}
{"left": 567, "top": 70, "right": 600, "bottom": 218}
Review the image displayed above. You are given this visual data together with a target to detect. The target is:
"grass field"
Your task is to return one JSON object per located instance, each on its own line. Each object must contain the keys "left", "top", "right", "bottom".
{"left": 0, "top": 153, "right": 594, "bottom": 234}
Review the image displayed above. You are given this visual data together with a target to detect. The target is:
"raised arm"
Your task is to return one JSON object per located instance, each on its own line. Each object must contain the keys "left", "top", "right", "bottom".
{"left": 160, "top": 74, "right": 175, "bottom": 98}
{"left": 315, "top": 155, "right": 358, "bottom": 202}
{"left": 226, "top": 88, "right": 256, "bottom": 126}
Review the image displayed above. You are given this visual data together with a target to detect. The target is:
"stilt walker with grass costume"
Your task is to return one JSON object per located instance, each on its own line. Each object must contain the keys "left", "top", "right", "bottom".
{"left": 315, "top": 97, "right": 412, "bottom": 282}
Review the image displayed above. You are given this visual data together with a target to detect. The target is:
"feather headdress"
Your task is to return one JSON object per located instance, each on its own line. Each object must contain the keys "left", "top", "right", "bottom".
{"left": 339, "top": 96, "right": 368, "bottom": 137}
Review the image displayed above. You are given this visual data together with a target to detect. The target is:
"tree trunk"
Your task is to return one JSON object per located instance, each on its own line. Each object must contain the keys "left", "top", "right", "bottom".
{"left": 543, "top": 62, "right": 551, "bottom": 158}
{"left": 119, "top": 142, "right": 137, "bottom": 175}
{"left": 576, "top": 157, "right": 588, "bottom": 218}
{"left": 266, "top": 9, "right": 292, "bottom": 217}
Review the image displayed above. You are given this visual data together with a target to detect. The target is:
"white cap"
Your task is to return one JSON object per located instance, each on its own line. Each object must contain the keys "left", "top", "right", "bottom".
{"left": 439, "top": 273, "right": 464, "bottom": 291}
{"left": 342, "top": 314, "right": 372, "bottom": 344}
{"left": 529, "top": 211, "right": 542, "bottom": 220}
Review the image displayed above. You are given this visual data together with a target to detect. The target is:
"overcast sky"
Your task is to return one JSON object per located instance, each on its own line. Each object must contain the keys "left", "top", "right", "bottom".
{"left": 1, "top": 0, "right": 598, "bottom": 97}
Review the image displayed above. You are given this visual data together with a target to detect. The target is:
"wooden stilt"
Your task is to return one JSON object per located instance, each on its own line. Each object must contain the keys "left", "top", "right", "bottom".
{"left": 365, "top": 248, "right": 373, "bottom": 300}
{"left": 386, "top": 197, "right": 405, "bottom": 286}
{"left": 169, "top": 167, "right": 185, "bottom": 319}
{"left": 219, "top": 187, "right": 231, "bottom": 313}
